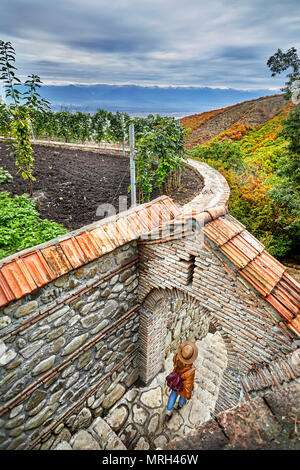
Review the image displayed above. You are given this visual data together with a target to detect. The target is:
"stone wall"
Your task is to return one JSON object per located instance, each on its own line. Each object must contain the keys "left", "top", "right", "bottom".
{"left": 0, "top": 156, "right": 299, "bottom": 451}
{"left": 137, "top": 231, "right": 299, "bottom": 412}
{"left": 0, "top": 241, "right": 140, "bottom": 450}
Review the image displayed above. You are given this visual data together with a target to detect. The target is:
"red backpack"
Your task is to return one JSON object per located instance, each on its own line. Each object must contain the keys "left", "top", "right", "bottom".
{"left": 166, "top": 367, "right": 195, "bottom": 392}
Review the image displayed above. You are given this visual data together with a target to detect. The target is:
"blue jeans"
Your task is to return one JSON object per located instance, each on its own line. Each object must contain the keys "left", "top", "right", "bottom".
{"left": 166, "top": 390, "right": 187, "bottom": 411}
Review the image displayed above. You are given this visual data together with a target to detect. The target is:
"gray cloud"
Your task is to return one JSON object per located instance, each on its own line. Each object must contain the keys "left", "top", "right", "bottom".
{"left": 0, "top": 0, "right": 299, "bottom": 89}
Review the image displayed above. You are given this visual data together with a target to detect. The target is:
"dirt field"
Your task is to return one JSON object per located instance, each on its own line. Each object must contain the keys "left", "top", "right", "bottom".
{"left": 0, "top": 142, "right": 203, "bottom": 232}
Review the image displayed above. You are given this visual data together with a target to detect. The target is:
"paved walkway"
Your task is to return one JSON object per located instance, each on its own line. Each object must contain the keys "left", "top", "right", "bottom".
{"left": 55, "top": 332, "right": 228, "bottom": 450}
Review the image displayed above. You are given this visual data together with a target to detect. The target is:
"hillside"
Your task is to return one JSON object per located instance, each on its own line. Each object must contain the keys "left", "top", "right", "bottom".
{"left": 182, "top": 96, "right": 299, "bottom": 262}
{"left": 180, "top": 94, "right": 287, "bottom": 148}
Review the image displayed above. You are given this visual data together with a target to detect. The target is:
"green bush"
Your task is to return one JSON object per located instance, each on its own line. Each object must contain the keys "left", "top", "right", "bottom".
{"left": 0, "top": 167, "right": 13, "bottom": 184}
{"left": 187, "top": 140, "right": 246, "bottom": 172}
{"left": 0, "top": 191, "right": 67, "bottom": 259}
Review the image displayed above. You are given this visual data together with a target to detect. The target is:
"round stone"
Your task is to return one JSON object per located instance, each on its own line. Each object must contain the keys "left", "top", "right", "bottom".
{"left": 0, "top": 316, "right": 11, "bottom": 329}
{"left": 106, "top": 405, "right": 129, "bottom": 432}
{"left": 102, "top": 384, "right": 126, "bottom": 409}
{"left": 125, "top": 389, "right": 138, "bottom": 403}
{"left": 54, "top": 441, "right": 73, "bottom": 450}
{"left": 70, "top": 430, "right": 100, "bottom": 450}
{"left": 154, "top": 434, "right": 168, "bottom": 449}
{"left": 166, "top": 411, "right": 184, "bottom": 432}
{"left": 140, "top": 387, "right": 162, "bottom": 409}
{"left": 147, "top": 414, "right": 159, "bottom": 435}
{"left": 134, "top": 436, "right": 150, "bottom": 450}
{"left": 132, "top": 404, "right": 148, "bottom": 426}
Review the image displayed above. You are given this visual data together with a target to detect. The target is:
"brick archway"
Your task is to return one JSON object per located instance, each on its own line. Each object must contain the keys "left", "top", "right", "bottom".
{"left": 138, "top": 287, "right": 215, "bottom": 384}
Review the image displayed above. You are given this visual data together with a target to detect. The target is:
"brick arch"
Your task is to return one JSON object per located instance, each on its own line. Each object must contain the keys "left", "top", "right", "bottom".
{"left": 138, "top": 287, "right": 230, "bottom": 386}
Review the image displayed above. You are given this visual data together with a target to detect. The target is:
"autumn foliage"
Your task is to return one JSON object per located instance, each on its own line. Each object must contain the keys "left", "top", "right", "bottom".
{"left": 186, "top": 102, "right": 299, "bottom": 258}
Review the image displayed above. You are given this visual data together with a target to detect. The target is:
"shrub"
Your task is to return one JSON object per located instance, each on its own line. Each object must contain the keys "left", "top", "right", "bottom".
{"left": 0, "top": 191, "right": 67, "bottom": 258}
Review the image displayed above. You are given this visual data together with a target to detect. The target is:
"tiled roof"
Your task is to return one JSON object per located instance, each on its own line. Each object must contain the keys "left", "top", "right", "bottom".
{"left": 203, "top": 214, "right": 300, "bottom": 336}
{"left": 0, "top": 196, "right": 181, "bottom": 308}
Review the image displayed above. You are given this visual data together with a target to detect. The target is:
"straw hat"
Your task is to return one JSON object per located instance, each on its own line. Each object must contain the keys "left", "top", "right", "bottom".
{"left": 177, "top": 340, "right": 198, "bottom": 364}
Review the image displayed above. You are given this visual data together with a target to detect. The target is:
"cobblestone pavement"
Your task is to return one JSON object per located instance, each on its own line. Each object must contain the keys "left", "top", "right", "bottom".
{"left": 55, "top": 332, "right": 228, "bottom": 450}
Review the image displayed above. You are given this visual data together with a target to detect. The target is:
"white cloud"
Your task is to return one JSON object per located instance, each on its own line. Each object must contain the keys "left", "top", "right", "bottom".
{"left": 0, "top": 0, "right": 299, "bottom": 88}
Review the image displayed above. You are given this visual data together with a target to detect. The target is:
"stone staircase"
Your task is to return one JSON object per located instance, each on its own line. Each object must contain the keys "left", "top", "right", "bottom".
{"left": 55, "top": 332, "right": 228, "bottom": 450}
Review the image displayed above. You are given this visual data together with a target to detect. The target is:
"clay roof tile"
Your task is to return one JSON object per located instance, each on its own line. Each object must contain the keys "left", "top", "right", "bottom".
{"left": 74, "top": 232, "right": 102, "bottom": 262}
{"left": 286, "top": 316, "right": 300, "bottom": 337}
{"left": 41, "top": 246, "right": 73, "bottom": 278}
{"left": 0, "top": 271, "right": 15, "bottom": 307}
{"left": 203, "top": 214, "right": 244, "bottom": 246}
{"left": 1, "top": 259, "right": 37, "bottom": 298}
{"left": 89, "top": 227, "right": 116, "bottom": 253}
{"left": 59, "top": 237, "right": 88, "bottom": 269}
{"left": 21, "top": 251, "right": 56, "bottom": 287}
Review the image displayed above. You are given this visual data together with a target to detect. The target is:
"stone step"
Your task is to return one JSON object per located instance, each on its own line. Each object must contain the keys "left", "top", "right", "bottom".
{"left": 89, "top": 416, "right": 127, "bottom": 450}
{"left": 202, "top": 357, "right": 226, "bottom": 375}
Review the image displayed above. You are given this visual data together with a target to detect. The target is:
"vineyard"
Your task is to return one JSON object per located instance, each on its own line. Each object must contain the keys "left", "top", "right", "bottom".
{"left": 0, "top": 106, "right": 198, "bottom": 259}
{"left": 0, "top": 40, "right": 198, "bottom": 259}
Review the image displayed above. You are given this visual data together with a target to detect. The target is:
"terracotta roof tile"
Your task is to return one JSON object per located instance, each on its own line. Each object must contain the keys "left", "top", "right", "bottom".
{"left": 156, "top": 200, "right": 175, "bottom": 223}
{"left": 89, "top": 227, "right": 116, "bottom": 253}
{"left": 206, "top": 204, "right": 227, "bottom": 220}
{"left": 203, "top": 214, "right": 244, "bottom": 246}
{"left": 271, "top": 284, "right": 299, "bottom": 317}
{"left": 239, "top": 252, "right": 285, "bottom": 297}
{"left": 144, "top": 204, "right": 164, "bottom": 228}
{"left": 21, "top": 251, "right": 56, "bottom": 287}
{"left": 127, "top": 213, "right": 148, "bottom": 235}
{"left": 220, "top": 230, "right": 265, "bottom": 270}
{"left": 0, "top": 196, "right": 180, "bottom": 308}
{"left": 135, "top": 208, "right": 154, "bottom": 232}
{"left": 1, "top": 259, "right": 37, "bottom": 298}
{"left": 59, "top": 238, "right": 88, "bottom": 269}
{"left": 101, "top": 222, "right": 122, "bottom": 249}
{"left": 135, "top": 210, "right": 152, "bottom": 233}
{"left": 265, "top": 294, "right": 295, "bottom": 321}
{"left": 161, "top": 197, "right": 181, "bottom": 219}
{"left": 287, "top": 316, "right": 300, "bottom": 336}
{"left": 0, "top": 271, "right": 15, "bottom": 307}
{"left": 194, "top": 211, "right": 213, "bottom": 226}
{"left": 114, "top": 217, "right": 137, "bottom": 241}
{"left": 75, "top": 232, "right": 102, "bottom": 262}
{"left": 202, "top": 213, "right": 299, "bottom": 331}
{"left": 239, "top": 230, "right": 265, "bottom": 253}
{"left": 281, "top": 273, "right": 300, "bottom": 301}
{"left": 41, "top": 246, "right": 73, "bottom": 277}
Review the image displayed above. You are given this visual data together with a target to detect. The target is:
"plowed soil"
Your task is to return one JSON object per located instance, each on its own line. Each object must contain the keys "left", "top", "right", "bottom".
{"left": 0, "top": 142, "right": 203, "bottom": 232}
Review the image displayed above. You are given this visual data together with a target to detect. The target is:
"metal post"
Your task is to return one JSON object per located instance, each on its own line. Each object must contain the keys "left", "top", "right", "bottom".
{"left": 30, "top": 122, "right": 36, "bottom": 143}
{"left": 129, "top": 123, "right": 136, "bottom": 207}
{"left": 121, "top": 114, "right": 126, "bottom": 157}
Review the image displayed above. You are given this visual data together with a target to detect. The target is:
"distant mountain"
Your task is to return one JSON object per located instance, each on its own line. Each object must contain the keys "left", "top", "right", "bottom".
{"left": 179, "top": 94, "right": 287, "bottom": 148}
{"left": 36, "top": 84, "right": 280, "bottom": 117}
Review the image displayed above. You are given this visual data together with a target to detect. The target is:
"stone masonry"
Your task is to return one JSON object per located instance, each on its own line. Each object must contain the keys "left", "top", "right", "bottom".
{"left": 52, "top": 331, "right": 228, "bottom": 450}
{"left": 0, "top": 242, "right": 140, "bottom": 450}
{"left": 0, "top": 158, "right": 299, "bottom": 450}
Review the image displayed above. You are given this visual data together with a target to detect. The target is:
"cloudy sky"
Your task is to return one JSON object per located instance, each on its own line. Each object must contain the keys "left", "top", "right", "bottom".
{"left": 1, "top": 0, "right": 299, "bottom": 90}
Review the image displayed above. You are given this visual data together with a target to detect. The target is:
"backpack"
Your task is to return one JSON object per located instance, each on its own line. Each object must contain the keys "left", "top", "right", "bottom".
{"left": 166, "top": 367, "right": 195, "bottom": 392}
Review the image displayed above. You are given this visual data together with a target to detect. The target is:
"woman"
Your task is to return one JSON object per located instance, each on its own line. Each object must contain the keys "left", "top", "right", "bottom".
{"left": 164, "top": 340, "right": 198, "bottom": 422}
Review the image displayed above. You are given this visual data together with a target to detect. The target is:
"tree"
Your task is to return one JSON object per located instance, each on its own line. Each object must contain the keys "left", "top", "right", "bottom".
{"left": 135, "top": 115, "right": 187, "bottom": 202}
{"left": 266, "top": 57, "right": 300, "bottom": 257}
{"left": 0, "top": 40, "right": 49, "bottom": 196}
{"left": 267, "top": 47, "right": 300, "bottom": 100}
